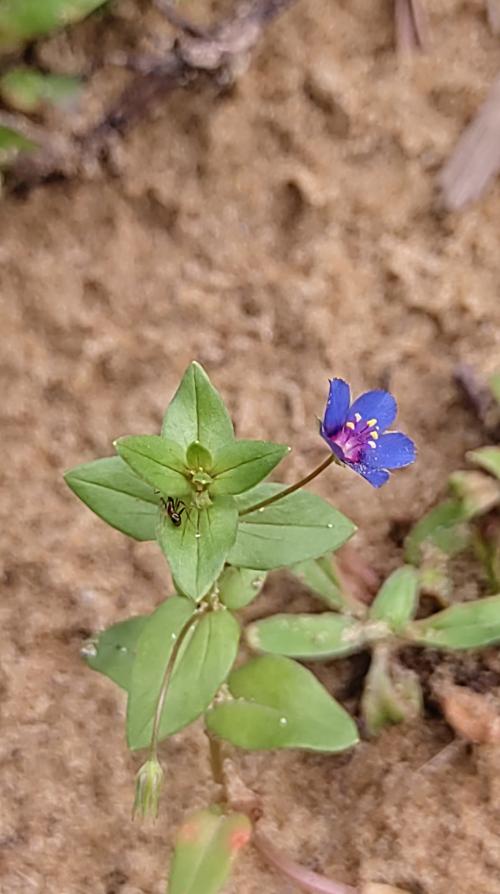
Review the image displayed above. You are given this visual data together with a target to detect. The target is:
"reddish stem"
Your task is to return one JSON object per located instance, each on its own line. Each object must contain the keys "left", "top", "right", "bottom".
{"left": 254, "top": 830, "right": 359, "bottom": 894}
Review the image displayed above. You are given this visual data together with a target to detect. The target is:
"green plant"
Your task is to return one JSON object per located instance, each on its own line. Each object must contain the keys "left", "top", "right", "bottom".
{"left": 65, "top": 363, "right": 418, "bottom": 892}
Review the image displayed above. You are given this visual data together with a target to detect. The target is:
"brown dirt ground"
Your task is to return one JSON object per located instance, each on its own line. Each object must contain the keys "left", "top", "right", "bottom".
{"left": 2, "top": 1, "right": 500, "bottom": 892}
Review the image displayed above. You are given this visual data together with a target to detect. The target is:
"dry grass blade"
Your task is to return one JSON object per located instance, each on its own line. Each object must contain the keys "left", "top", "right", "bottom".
{"left": 394, "top": 0, "right": 429, "bottom": 54}
{"left": 440, "top": 74, "right": 500, "bottom": 210}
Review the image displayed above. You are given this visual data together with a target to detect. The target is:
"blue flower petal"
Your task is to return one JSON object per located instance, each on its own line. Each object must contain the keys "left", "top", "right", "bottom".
{"left": 348, "top": 390, "right": 397, "bottom": 432}
{"left": 360, "top": 467, "right": 390, "bottom": 488}
{"left": 347, "top": 459, "right": 390, "bottom": 487}
{"left": 364, "top": 432, "right": 416, "bottom": 470}
{"left": 323, "top": 378, "right": 351, "bottom": 435}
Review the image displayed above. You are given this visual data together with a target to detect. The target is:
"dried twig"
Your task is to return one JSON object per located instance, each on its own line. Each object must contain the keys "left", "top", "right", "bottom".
{"left": 6, "top": 0, "right": 297, "bottom": 190}
{"left": 439, "top": 74, "right": 500, "bottom": 210}
{"left": 394, "top": 0, "right": 429, "bottom": 54}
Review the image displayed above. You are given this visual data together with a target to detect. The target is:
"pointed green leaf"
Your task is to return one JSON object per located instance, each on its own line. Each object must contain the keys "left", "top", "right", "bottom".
{"left": 186, "top": 440, "right": 213, "bottom": 471}
{"left": 467, "top": 447, "right": 500, "bottom": 482}
{"left": 0, "top": 0, "right": 107, "bottom": 50}
{"left": 406, "top": 594, "right": 500, "bottom": 649}
{"left": 210, "top": 441, "right": 289, "bottom": 495}
{"left": 449, "top": 470, "right": 500, "bottom": 518}
{"left": 84, "top": 615, "right": 148, "bottom": 690}
{"left": 218, "top": 566, "right": 266, "bottom": 610}
{"left": 229, "top": 485, "right": 356, "bottom": 570}
{"left": 115, "top": 435, "right": 189, "bottom": 496}
{"left": 64, "top": 456, "right": 160, "bottom": 540}
{"left": 291, "top": 555, "right": 365, "bottom": 615}
{"left": 404, "top": 499, "right": 470, "bottom": 564}
{"left": 130, "top": 608, "right": 240, "bottom": 750}
{"left": 0, "top": 125, "right": 37, "bottom": 166}
{"left": 0, "top": 68, "right": 82, "bottom": 113}
{"left": 361, "top": 647, "right": 422, "bottom": 736}
{"left": 168, "top": 808, "right": 252, "bottom": 894}
{"left": 206, "top": 655, "right": 359, "bottom": 752}
{"left": 245, "top": 612, "right": 366, "bottom": 660}
{"left": 162, "top": 362, "right": 234, "bottom": 454}
{"left": 126, "top": 596, "right": 195, "bottom": 750}
{"left": 158, "top": 496, "right": 238, "bottom": 601}
{"left": 369, "top": 566, "right": 419, "bottom": 632}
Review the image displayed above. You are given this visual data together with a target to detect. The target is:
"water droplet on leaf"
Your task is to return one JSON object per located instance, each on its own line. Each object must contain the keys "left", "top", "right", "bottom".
{"left": 279, "top": 717, "right": 288, "bottom": 725}
{"left": 81, "top": 642, "right": 97, "bottom": 658}
{"left": 195, "top": 532, "right": 201, "bottom": 539}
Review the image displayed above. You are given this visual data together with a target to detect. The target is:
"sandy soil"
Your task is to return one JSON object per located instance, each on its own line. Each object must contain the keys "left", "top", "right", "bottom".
{"left": 2, "top": 1, "right": 500, "bottom": 892}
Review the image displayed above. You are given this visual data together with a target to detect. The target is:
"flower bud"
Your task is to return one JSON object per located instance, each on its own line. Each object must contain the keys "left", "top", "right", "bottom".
{"left": 133, "top": 757, "right": 164, "bottom": 819}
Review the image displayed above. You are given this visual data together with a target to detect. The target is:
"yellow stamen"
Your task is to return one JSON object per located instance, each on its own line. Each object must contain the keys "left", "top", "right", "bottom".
{"left": 371, "top": 431, "right": 379, "bottom": 440}
{"left": 368, "top": 440, "right": 376, "bottom": 449}
{"left": 345, "top": 421, "right": 355, "bottom": 430}
{"left": 367, "top": 418, "right": 377, "bottom": 427}
{"left": 354, "top": 413, "right": 362, "bottom": 422}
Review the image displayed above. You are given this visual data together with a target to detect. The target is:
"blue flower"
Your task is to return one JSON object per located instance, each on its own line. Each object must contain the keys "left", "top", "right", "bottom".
{"left": 320, "top": 378, "right": 416, "bottom": 488}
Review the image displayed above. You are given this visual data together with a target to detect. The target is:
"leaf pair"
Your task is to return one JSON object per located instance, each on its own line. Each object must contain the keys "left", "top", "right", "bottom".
{"left": 246, "top": 566, "right": 419, "bottom": 661}
{"left": 87, "top": 597, "right": 240, "bottom": 751}
{"left": 65, "top": 363, "right": 356, "bottom": 602}
{"left": 86, "top": 605, "right": 359, "bottom": 754}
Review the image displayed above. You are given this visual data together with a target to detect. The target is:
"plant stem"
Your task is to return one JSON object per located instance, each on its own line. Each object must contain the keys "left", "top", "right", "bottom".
{"left": 239, "top": 454, "right": 335, "bottom": 516}
{"left": 149, "top": 611, "right": 201, "bottom": 759}
{"left": 254, "top": 830, "right": 359, "bottom": 894}
{"left": 207, "top": 730, "right": 226, "bottom": 788}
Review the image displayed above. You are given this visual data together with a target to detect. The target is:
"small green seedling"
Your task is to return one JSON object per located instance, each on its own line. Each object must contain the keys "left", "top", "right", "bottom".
{"left": 66, "top": 365, "right": 419, "bottom": 892}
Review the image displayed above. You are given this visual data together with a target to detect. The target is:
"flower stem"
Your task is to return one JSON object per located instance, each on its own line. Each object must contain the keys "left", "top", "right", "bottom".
{"left": 149, "top": 611, "right": 201, "bottom": 759}
{"left": 239, "top": 454, "right": 335, "bottom": 516}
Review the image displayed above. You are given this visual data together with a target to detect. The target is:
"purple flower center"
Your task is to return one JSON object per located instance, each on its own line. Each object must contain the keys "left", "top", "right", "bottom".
{"left": 328, "top": 413, "right": 379, "bottom": 463}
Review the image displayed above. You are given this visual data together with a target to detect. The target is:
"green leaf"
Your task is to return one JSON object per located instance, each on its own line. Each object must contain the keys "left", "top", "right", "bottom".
{"left": 84, "top": 615, "right": 148, "bottom": 690}
{"left": 229, "top": 485, "right": 356, "bottom": 570}
{"left": 245, "top": 612, "right": 366, "bottom": 660}
{"left": 0, "top": 68, "right": 82, "bottom": 113}
{"left": 406, "top": 594, "right": 500, "bottom": 650}
{"left": 115, "top": 435, "right": 189, "bottom": 496}
{"left": 448, "top": 470, "right": 500, "bottom": 518}
{"left": 404, "top": 499, "right": 470, "bottom": 564}
{"left": 168, "top": 808, "right": 252, "bottom": 894}
{"left": 126, "top": 596, "right": 195, "bottom": 750}
{"left": 467, "top": 447, "right": 500, "bottom": 482}
{"left": 210, "top": 441, "right": 289, "bottom": 496}
{"left": 64, "top": 456, "right": 160, "bottom": 540}
{"left": 218, "top": 566, "right": 266, "bottom": 610}
{"left": 158, "top": 496, "right": 238, "bottom": 601}
{"left": 206, "top": 655, "right": 359, "bottom": 752}
{"left": 0, "top": 0, "right": 108, "bottom": 50}
{"left": 291, "top": 555, "right": 365, "bottom": 615}
{"left": 162, "top": 362, "right": 234, "bottom": 455}
{"left": 0, "top": 125, "right": 37, "bottom": 167}
{"left": 186, "top": 440, "right": 213, "bottom": 471}
{"left": 129, "top": 608, "right": 240, "bottom": 750}
{"left": 369, "top": 566, "right": 419, "bottom": 632}
{"left": 361, "top": 646, "right": 422, "bottom": 736}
